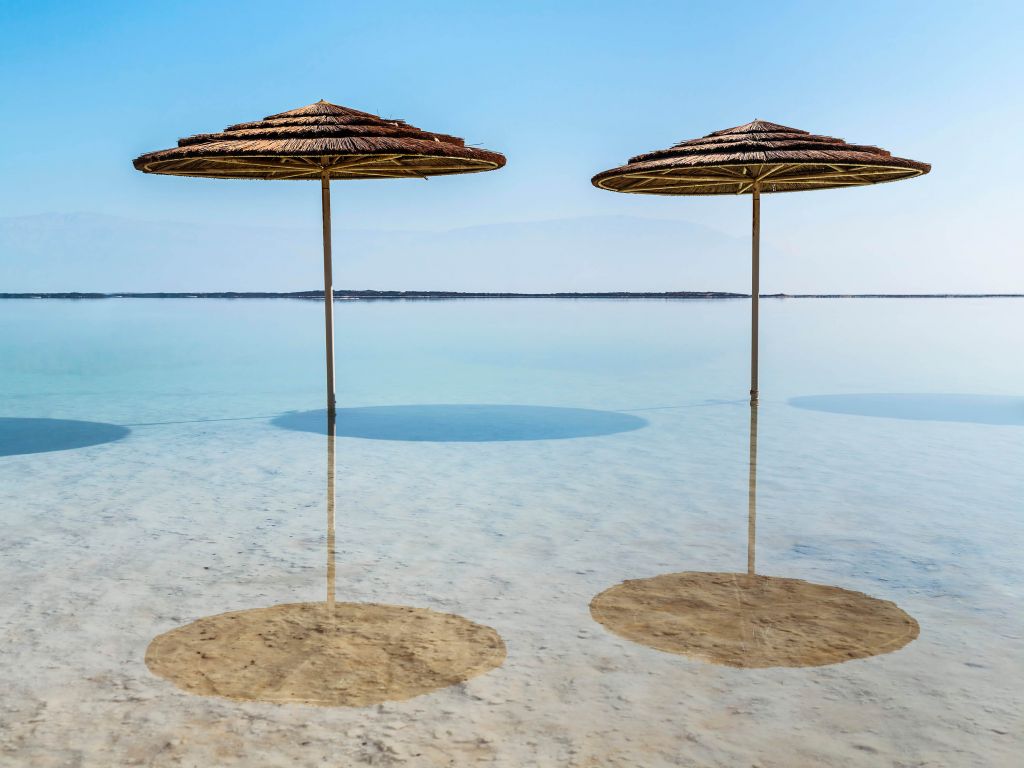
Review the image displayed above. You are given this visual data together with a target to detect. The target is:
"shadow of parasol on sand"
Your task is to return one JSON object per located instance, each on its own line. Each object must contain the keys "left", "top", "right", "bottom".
{"left": 273, "top": 403, "right": 648, "bottom": 442}
{"left": 0, "top": 417, "right": 129, "bottom": 457}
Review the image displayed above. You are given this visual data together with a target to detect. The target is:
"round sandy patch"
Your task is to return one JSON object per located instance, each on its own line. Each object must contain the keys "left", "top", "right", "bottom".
{"left": 590, "top": 572, "right": 919, "bottom": 668}
{"left": 146, "top": 602, "right": 506, "bottom": 706}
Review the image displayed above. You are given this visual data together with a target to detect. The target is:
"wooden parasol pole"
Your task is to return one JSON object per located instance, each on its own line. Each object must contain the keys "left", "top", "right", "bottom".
{"left": 750, "top": 182, "right": 760, "bottom": 406}
{"left": 321, "top": 166, "right": 337, "bottom": 417}
{"left": 747, "top": 403, "right": 758, "bottom": 576}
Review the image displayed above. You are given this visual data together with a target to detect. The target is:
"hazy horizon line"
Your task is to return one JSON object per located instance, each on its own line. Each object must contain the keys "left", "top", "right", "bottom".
{"left": 2, "top": 291, "right": 1022, "bottom": 301}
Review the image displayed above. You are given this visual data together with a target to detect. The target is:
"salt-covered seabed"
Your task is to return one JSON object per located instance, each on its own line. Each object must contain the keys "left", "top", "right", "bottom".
{"left": 1, "top": 298, "right": 1021, "bottom": 766}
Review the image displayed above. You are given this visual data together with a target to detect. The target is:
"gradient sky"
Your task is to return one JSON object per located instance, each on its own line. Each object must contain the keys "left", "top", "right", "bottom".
{"left": 1, "top": 1, "right": 1021, "bottom": 291}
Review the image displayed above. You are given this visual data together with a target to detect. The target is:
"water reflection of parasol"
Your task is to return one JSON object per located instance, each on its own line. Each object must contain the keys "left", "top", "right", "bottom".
{"left": 145, "top": 417, "right": 506, "bottom": 706}
{"left": 590, "top": 407, "right": 919, "bottom": 668}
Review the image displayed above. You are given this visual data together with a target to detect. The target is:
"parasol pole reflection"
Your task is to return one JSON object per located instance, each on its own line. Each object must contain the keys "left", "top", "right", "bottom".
{"left": 327, "top": 411, "right": 336, "bottom": 610}
{"left": 589, "top": 402, "right": 920, "bottom": 668}
{"left": 747, "top": 404, "right": 757, "bottom": 576}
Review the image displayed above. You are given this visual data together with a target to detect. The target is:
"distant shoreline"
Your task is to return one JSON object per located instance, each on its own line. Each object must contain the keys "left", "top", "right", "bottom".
{"left": 0, "top": 291, "right": 1021, "bottom": 301}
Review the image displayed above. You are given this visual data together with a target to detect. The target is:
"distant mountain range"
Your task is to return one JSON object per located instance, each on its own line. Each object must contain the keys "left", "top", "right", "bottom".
{"left": 1, "top": 213, "right": 1020, "bottom": 296}
{"left": 0, "top": 212, "right": 754, "bottom": 293}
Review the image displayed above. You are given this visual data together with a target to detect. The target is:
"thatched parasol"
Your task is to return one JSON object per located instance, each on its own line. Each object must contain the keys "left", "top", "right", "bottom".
{"left": 134, "top": 100, "right": 505, "bottom": 416}
{"left": 592, "top": 120, "right": 929, "bottom": 404}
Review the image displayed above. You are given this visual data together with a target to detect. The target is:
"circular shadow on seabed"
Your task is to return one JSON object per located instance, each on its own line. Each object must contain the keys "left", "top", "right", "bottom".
{"left": 146, "top": 602, "right": 507, "bottom": 707}
{"left": 789, "top": 393, "right": 1024, "bottom": 426}
{"left": 272, "top": 404, "right": 648, "bottom": 442}
{"left": 590, "top": 572, "right": 919, "bottom": 668}
{"left": 0, "top": 417, "right": 130, "bottom": 457}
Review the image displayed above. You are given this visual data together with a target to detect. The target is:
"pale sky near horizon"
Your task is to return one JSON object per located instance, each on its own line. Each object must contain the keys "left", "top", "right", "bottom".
{"left": 0, "top": 1, "right": 1021, "bottom": 292}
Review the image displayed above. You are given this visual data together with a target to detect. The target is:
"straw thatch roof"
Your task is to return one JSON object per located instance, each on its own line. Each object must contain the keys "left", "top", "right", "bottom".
{"left": 592, "top": 120, "right": 929, "bottom": 195}
{"left": 133, "top": 101, "right": 505, "bottom": 180}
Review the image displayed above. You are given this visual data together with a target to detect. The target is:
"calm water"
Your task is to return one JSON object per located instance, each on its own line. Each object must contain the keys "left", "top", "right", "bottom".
{"left": 1, "top": 297, "right": 1021, "bottom": 766}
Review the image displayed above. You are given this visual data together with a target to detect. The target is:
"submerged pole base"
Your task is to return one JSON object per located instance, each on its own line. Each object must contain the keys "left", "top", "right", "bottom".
{"left": 749, "top": 390, "right": 759, "bottom": 406}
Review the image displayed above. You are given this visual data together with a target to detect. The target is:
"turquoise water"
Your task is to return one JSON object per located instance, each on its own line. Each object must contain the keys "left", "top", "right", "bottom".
{"left": 1, "top": 297, "right": 1022, "bottom": 766}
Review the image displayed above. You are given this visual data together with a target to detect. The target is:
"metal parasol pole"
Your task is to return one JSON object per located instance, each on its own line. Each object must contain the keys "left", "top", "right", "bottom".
{"left": 321, "top": 166, "right": 337, "bottom": 417}
{"left": 750, "top": 182, "right": 760, "bottom": 406}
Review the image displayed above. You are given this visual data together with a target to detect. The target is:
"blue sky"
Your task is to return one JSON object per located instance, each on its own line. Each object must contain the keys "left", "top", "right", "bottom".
{"left": 0, "top": 1, "right": 1021, "bottom": 291}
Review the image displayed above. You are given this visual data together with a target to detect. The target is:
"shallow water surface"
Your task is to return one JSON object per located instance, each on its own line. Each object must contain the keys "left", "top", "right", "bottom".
{"left": 0, "top": 297, "right": 1021, "bottom": 767}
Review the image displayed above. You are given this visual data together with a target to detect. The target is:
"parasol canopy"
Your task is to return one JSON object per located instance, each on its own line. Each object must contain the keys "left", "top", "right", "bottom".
{"left": 592, "top": 120, "right": 928, "bottom": 195}
{"left": 593, "top": 120, "right": 929, "bottom": 403}
{"left": 134, "top": 101, "right": 505, "bottom": 415}
{"left": 133, "top": 99, "right": 504, "bottom": 180}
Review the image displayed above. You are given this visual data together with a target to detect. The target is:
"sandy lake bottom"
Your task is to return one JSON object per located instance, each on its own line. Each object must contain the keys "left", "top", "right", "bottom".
{"left": 1, "top": 297, "right": 1021, "bottom": 767}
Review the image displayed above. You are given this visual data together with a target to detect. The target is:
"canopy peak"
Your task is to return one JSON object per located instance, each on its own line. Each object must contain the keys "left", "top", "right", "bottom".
{"left": 711, "top": 120, "right": 807, "bottom": 137}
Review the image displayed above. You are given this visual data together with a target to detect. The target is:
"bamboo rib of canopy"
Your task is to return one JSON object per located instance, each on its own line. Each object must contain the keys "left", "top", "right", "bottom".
{"left": 592, "top": 119, "right": 930, "bottom": 405}
{"left": 134, "top": 100, "right": 505, "bottom": 416}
